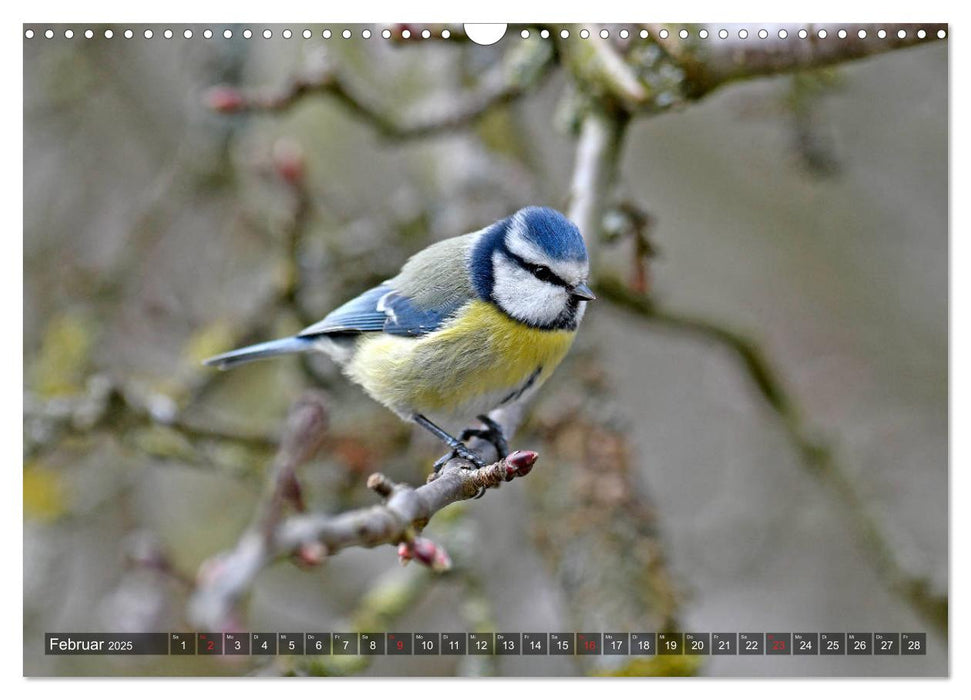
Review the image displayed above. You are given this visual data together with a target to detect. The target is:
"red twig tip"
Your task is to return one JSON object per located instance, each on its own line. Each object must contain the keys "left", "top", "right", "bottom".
{"left": 294, "top": 541, "right": 328, "bottom": 568}
{"left": 504, "top": 450, "right": 538, "bottom": 480}
{"left": 272, "top": 139, "right": 307, "bottom": 185}
{"left": 398, "top": 537, "right": 452, "bottom": 572}
{"left": 204, "top": 86, "right": 245, "bottom": 113}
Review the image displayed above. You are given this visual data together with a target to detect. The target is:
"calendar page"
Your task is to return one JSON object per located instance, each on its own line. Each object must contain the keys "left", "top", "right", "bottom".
{"left": 22, "top": 20, "right": 949, "bottom": 679}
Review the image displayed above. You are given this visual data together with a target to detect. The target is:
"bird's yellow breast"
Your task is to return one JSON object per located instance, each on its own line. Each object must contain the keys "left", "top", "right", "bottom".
{"left": 345, "top": 300, "right": 576, "bottom": 419}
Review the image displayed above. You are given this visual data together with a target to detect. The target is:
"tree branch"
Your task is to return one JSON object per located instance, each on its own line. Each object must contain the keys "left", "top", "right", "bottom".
{"left": 24, "top": 376, "right": 278, "bottom": 461}
{"left": 595, "top": 275, "right": 947, "bottom": 637}
{"left": 205, "top": 39, "right": 554, "bottom": 140}
{"left": 188, "top": 447, "right": 537, "bottom": 630}
{"left": 645, "top": 23, "right": 946, "bottom": 100}
{"left": 556, "top": 26, "right": 651, "bottom": 111}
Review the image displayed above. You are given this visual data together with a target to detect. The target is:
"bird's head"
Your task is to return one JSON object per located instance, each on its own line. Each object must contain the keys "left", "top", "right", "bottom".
{"left": 471, "top": 206, "right": 594, "bottom": 330}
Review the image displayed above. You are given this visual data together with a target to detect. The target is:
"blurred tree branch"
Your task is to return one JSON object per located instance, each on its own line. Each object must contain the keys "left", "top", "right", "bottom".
{"left": 188, "top": 390, "right": 538, "bottom": 630}
{"left": 206, "top": 38, "right": 554, "bottom": 140}
{"left": 644, "top": 23, "right": 945, "bottom": 100}
{"left": 595, "top": 275, "right": 947, "bottom": 637}
{"left": 24, "top": 376, "right": 278, "bottom": 461}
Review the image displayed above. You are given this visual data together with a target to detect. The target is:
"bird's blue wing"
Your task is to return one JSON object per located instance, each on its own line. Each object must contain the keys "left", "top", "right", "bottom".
{"left": 299, "top": 285, "right": 391, "bottom": 335}
{"left": 297, "top": 284, "right": 463, "bottom": 338}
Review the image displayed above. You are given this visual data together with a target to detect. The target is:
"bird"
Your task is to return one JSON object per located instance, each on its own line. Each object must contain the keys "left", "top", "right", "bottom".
{"left": 204, "top": 206, "right": 595, "bottom": 471}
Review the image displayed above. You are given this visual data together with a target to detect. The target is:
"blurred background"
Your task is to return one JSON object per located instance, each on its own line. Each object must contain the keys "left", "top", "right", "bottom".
{"left": 23, "top": 24, "right": 947, "bottom": 676}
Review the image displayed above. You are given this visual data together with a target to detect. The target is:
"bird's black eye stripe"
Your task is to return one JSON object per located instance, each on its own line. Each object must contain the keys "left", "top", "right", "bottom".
{"left": 503, "top": 250, "right": 569, "bottom": 287}
{"left": 532, "top": 264, "right": 559, "bottom": 284}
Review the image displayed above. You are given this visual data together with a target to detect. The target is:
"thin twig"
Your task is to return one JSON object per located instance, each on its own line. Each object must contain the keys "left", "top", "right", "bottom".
{"left": 206, "top": 40, "right": 554, "bottom": 141}
{"left": 188, "top": 451, "right": 537, "bottom": 630}
{"left": 24, "top": 378, "right": 279, "bottom": 460}
{"left": 645, "top": 23, "right": 946, "bottom": 100}
{"left": 556, "top": 25, "right": 651, "bottom": 110}
{"left": 596, "top": 275, "right": 947, "bottom": 636}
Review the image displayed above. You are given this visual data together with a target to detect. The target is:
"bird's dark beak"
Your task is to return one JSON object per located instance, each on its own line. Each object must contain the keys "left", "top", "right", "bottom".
{"left": 571, "top": 282, "right": 596, "bottom": 301}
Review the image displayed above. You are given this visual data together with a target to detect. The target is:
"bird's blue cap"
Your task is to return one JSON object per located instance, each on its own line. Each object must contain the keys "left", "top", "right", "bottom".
{"left": 470, "top": 207, "right": 588, "bottom": 302}
{"left": 513, "top": 206, "right": 587, "bottom": 262}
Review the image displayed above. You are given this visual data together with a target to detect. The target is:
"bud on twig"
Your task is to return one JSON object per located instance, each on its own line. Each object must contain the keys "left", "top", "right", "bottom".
{"left": 411, "top": 537, "right": 452, "bottom": 572}
{"left": 503, "top": 450, "right": 538, "bottom": 480}
{"left": 271, "top": 138, "right": 306, "bottom": 185}
{"left": 367, "top": 473, "right": 395, "bottom": 499}
{"left": 294, "top": 541, "right": 328, "bottom": 568}
{"left": 205, "top": 86, "right": 245, "bottom": 113}
{"left": 398, "top": 537, "right": 452, "bottom": 572}
{"left": 397, "top": 542, "right": 413, "bottom": 565}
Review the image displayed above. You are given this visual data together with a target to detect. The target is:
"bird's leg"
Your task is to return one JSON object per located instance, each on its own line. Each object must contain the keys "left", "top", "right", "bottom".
{"left": 459, "top": 414, "right": 510, "bottom": 460}
{"left": 413, "top": 414, "right": 486, "bottom": 471}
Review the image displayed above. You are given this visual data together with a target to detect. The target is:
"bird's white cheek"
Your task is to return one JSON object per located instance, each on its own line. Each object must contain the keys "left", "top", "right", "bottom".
{"left": 491, "top": 260, "right": 568, "bottom": 327}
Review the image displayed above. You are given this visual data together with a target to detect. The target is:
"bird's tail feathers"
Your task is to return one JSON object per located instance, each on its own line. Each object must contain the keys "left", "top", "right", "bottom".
{"left": 203, "top": 336, "right": 314, "bottom": 370}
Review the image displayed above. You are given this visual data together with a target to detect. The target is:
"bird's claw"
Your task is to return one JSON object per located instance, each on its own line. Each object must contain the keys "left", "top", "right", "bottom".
{"left": 433, "top": 442, "right": 486, "bottom": 473}
{"left": 431, "top": 416, "right": 509, "bottom": 499}
{"left": 459, "top": 414, "right": 510, "bottom": 460}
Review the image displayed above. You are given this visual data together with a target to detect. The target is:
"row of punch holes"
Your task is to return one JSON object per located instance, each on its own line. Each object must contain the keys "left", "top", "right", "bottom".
{"left": 24, "top": 26, "right": 948, "bottom": 42}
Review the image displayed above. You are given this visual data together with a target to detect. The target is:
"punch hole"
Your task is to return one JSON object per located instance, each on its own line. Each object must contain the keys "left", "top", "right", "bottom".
{"left": 917, "top": 29, "right": 926, "bottom": 39}
{"left": 323, "top": 29, "right": 332, "bottom": 39}
{"left": 659, "top": 28, "right": 669, "bottom": 39}
{"left": 521, "top": 29, "right": 530, "bottom": 39}
{"left": 342, "top": 29, "right": 352, "bottom": 39}
{"left": 600, "top": 29, "right": 609, "bottom": 39}
{"left": 579, "top": 29, "right": 590, "bottom": 39}
{"left": 560, "top": 29, "right": 570, "bottom": 38}
{"left": 363, "top": 29, "right": 372, "bottom": 39}
{"left": 184, "top": 29, "right": 192, "bottom": 39}
{"left": 441, "top": 29, "right": 451, "bottom": 38}
{"left": 86, "top": 29, "right": 94, "bottom": 38}
{"left": 421, "top": 29, "right": 431, "bottom": 39}
{"left": 104, "top": 29, "right": 113, "bottom": 38}
{"left": 699, "top": 29, "right": 709, "bottom": 39}
{"left": 937, "top": 29, "right": 946, "bottom": 38}
{"left": 540, "top": 29, "right": 550, "bottom": 39}
{"left": 163, "top": 29, "right": 173, "bottom": 39}
{"left": 718, "top": 29, "right": 728, "bottom": 39}
{"left": 302, "top": 29, "right": 311, "bottom": 39}
{"left": 758, "top": 29, "right": 768, "bottom": 39}
{"left": 817, "top": 29, "right": 828, "bottom": 39}
{"left": 243, "top": 29, "right": 252, "bottom": 39}
{"left": 64, "top": 29, "right": 74, "bottom": 39}
{"left": 144, "top": 29, "right": 153, "bottom": 39}
{"left": 778, "top": 29, "right": 788, "bottom": 39}
{"left": 263, "top": 29, "right": 272, "bottom": 39}
{"left": 125, "top": 29, "right": 133, "bottom": 39}
{"left": 464, "top": 24, "right": 507, "bottom": 46}
{"left": 222, "top": 29, "right": 232, "bottom": 39}
{"left": 798, "top": 29, "right": 808, "bottom": 38}
{"left": 640, "top": 29, "right": 649, "bottom": 38}
{"left": 619, "top": 28, "right": 629, "bottom": 39}
{"left": 738, "top": 29, "right": 748, "bottom": 39}
{"left": 382, "top": 29, "right": 391, "bottom": 39}
{"left": 679, "top": 29, "right": 688, "bottom": 39}
{"left": 837, "top": 29, "right": 847, "bottom": 39}
{"left": 25, "top": 29, "right": 34, "bottom": 39}
{"left": 203, "top": 29, "right": 213, "bottom": 39}
{"left": 878, "top": 29, "right": 887, "bottom": 38}
{"left": 283, "top": 29, "right": 293, "bottom": 39}
{"left": 45, "top": 29, "right": 54, "bottom": 39}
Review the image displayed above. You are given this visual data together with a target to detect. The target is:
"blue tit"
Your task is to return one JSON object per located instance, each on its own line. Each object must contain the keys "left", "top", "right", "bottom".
{"left": 204, "top": 206, "right": 595, "bottom": 468}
